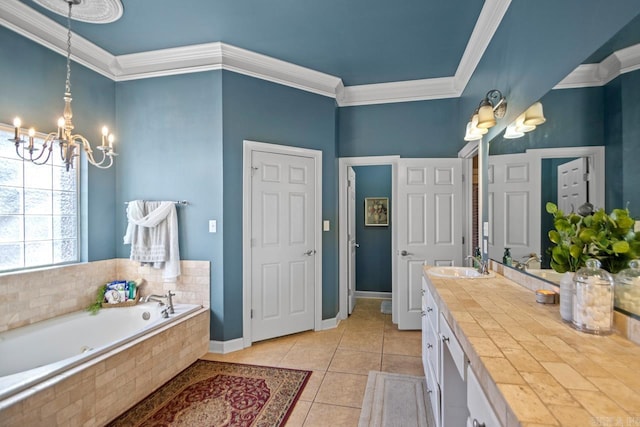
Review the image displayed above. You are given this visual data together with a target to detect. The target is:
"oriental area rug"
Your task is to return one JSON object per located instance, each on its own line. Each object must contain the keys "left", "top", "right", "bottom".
{"left": 108, "top": 360, "right": 311, "bottom": 427}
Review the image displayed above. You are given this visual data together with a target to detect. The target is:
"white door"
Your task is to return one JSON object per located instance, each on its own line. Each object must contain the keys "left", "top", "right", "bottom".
{"left": 487, "top": 153, "right": 539, "bottom": 262}
{"left": 558, "top": 157, "right": 588, "bottom": 214}
{"left": 397, "top": 159, "right": 463, "bottom": 330}
{"left": 251, "top": 150, "right": 316, "bottom": 342}
{"left": 347, "top": 167, "right": 357, "bottom": 315}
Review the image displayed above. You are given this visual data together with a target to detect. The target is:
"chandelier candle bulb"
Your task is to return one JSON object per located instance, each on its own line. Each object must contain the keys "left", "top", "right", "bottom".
{"left": 108, "top": 134, "right": 114, "bottom": 149}
{"left": 28, "top": 128, "right": 35, "bottom": 151}
{"left": 57, "top": 117, "right": 65, "bottom": 139}
{"left": 13, "top": 117, "right": 21, "bottom": 141}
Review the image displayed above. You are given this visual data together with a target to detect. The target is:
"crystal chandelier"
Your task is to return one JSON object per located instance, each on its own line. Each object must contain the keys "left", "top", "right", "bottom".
{"left": 8, "top": 0, "right": 117, "bottom": 171}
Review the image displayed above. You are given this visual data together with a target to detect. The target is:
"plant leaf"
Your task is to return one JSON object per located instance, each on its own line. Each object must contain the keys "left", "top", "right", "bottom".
{"left": 612, "top": 240, "right": 630, "bottom": 254}
{"left": 546, "top": 202, "right": 558, "bottom": 214}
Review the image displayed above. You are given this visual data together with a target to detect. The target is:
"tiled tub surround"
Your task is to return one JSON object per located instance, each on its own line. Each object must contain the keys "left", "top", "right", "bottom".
{"left": 1, "top": 307, "right": 209, "bottom": 426}
{"left": 0, "top": 259, "right": 211, "bottom": 425}
{"left": 423, "top": 267, "right": 640, "bottom": 426}
{"left": 0, "top": 258, "right": 211, "bottom": 333}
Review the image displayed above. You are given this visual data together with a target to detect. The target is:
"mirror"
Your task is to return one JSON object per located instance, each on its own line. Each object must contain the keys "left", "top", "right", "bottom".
{"left": 483, "top": 16, "right": 640, "bottom": 317}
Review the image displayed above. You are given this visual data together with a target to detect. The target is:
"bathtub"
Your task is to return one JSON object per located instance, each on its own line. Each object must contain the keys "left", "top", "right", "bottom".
{"left": 0, "top": 302, "right": 201, "bottom": 403}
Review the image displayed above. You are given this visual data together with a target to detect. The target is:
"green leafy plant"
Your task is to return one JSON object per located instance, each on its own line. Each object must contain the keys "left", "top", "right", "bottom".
{"left": 87, "top": 284, "right": 108, "bottom": 315}
{"left": 546, "top": 202, "right": 640, "bottom": 273}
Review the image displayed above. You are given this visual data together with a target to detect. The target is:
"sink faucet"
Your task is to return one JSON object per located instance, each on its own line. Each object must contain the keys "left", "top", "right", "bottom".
{"left": 514, "top": 254, "right": 541, "bottom": 271}
{"left": 466, "top": 255, "right": 489, "bottom": 275}
{"left": 144, "top": 291, "right": 175, "bottom": 314}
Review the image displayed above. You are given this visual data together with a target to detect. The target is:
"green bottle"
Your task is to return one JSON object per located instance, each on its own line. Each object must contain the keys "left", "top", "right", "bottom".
{"left": 502, "top": 247, "right": 512, "bottom": 267}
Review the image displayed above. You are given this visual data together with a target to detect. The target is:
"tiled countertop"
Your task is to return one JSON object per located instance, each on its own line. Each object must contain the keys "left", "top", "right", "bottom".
{"left": 423, "top": 266, "right": 640, "bottom": 427}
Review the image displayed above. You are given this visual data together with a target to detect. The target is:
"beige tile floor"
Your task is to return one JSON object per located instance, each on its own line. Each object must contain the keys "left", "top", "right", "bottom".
{"left": 202, "top": 298, "right": 423, "bottom": 427}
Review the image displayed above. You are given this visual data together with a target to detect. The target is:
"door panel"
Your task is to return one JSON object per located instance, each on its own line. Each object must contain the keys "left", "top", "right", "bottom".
{"left": 397, "top": 159, "right": 463, "bottom": 330}
{"left": 347, "top": 167, "right": 357, "bottom": 314}
{"left": 488, "top": 153, "right": 539, "bottom": 262}
{"left": 558, "top": 157, "right": 588, "bottom": 214}
{"left": 251, "top": 150, "right": 315, "bottom": 342}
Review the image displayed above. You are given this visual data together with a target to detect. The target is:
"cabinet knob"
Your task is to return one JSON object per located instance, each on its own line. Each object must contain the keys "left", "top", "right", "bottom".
{"left": 426, "top": 307, "right": 433, "bottom": 313}
{"left": 421, "top": 310, "right": 426, "bottom": 317}
{"left": 427, "top": 343, "right": 433, "bottom": 349}
{"left": 473, "top": 419, "right": 486, "bottom": 427}
{"left": 442, "top": 335, "right": 450, "bottom": 343}
{"left": 421, "top": 289, "right": 425, "bottom": 296}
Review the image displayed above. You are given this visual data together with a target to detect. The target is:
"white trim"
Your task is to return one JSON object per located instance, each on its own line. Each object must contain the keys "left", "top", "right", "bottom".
{"left": 0, "top": 0, "right": 510, "bottom": 106}
{"left": 321, "top": 317, "right": 340, "bottom": 330}
{"left": 338, "top": 156, "right": 399, "bottom": 323}
{"left": 209, "top": 338, "right": 244, "bottom": 354}
{"left": 354, "top": 291, "right": 392, "bottom": 299}
{"left": 555, "top": 43, "right": 640, "bottom": 89}
{"left": 526, "top": 146, "right": 606, "bottom": 211}
{"left": 458, "top": 141, "right": 480, "bottom": 160}
{"left": 242, "top": 141, "right": 323, "bottom": 348}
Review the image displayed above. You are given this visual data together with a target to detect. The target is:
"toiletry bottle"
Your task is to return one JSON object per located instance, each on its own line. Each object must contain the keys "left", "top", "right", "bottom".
{"left": 502, "top": 247, "right": 512, "bottom": 267}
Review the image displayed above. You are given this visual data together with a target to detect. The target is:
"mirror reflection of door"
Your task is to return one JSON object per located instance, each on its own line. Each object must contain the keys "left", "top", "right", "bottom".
{"left": 557, "top": 157, "right": 589, "bottom": 214}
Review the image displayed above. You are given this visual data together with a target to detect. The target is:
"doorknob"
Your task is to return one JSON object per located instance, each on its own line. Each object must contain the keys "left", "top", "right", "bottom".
{"left": 303, "top": 249, "right": 316, "bottom": 256}
{"left": 354, "top": 243, "right": 360, "bottom": 248}
{"left": 400, "top": 250, "right": 413, "bottom": 256}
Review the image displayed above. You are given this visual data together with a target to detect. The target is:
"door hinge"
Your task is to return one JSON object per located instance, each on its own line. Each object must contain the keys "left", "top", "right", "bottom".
{"left": 583, "top": 172, "right": 590, "bottom": 182}
{"left": 462, "top": 173, "right": 465, "bottom": 182}
{"left": 462, "top": 236, "right": 465, "bottom": 245}
{"left": 347, "top": 179, "right": 352, "bottom": 188}
{"left": 251, "top": 166, "right": 259, "bottom": 176}
{"left": 251, "top": 309, "right": 254, "bottom": 319}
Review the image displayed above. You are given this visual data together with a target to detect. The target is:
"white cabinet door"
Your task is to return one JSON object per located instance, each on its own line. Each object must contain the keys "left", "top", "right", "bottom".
{"left": 557, "top": 157, "right": 588, "bottom": 214}
{"left": 397, "top": 159, "right": 463, "bottom": 330}
{"left": 467, "top": 364, "right": 502, "bottom": 427}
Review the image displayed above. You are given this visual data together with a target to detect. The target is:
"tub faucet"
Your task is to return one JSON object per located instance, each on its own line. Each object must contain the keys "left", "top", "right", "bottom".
{"left": 466, "top": 255, "right": 489, "bottom": 275}
{"left": 144, "top": 292, "right": 175, "bottom": 314}
{"left": 515, "top": 254, "right": 542, "bottom": 271}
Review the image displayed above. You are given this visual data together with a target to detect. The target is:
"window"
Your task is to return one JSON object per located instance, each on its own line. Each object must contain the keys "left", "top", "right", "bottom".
{"left": 0, "top": 125, "right": 79, "bottom": 272}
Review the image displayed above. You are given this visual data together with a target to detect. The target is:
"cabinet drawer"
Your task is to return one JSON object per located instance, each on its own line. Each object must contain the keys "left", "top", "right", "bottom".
{"left": 422, "top": 277, "right": 439, "bottom": 327}
{"left": 467, "top": 365, "right": 501, "bottom": 427}
{"left": 440, "top": 313, "right": 466, "bottom": 381}
{"left": 425, "top": 359, "right": 441, "bottom": 427}
{"left": 426, "top": 321, "right": 439, "bottom": 379}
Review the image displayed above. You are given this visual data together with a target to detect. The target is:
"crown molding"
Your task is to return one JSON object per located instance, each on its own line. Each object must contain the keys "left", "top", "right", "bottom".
{"left": 0, "top": 0, "right": 507, "bottom": 106}
{"left": 554, "top": 43, "right": 640, "bottom": 89}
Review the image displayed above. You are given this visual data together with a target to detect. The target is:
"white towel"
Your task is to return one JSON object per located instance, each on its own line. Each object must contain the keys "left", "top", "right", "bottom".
{"left": 123, "top": 200, "right": 181, "bottom": 281}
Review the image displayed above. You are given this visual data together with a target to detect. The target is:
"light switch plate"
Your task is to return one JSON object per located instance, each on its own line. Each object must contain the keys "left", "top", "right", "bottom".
{"left": 209, "top": 220, "right": 217, "bottom": 233}
{"left": 323, "top": 220, "right": 330, "bottom": 231}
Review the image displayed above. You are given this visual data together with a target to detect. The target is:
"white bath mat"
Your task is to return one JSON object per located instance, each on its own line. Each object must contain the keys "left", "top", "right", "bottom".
{"left": 380, "top": 300, "right": 392, "bottom": 314}
{"left": 359, "top": 371, "right": 434, "bottom": 427}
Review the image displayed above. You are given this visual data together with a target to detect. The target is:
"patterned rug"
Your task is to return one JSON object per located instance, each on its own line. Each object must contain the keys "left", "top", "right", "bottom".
{"left": 108, "top": 360, "right": 311, "bottom": 427}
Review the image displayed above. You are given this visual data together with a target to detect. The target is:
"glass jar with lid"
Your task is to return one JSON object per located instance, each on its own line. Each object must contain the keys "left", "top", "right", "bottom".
{"left": 573, "top": 259, "right": 614, "bottom": 334}
{"left": 615, "top": 260, "right": 640, "bottom": 317}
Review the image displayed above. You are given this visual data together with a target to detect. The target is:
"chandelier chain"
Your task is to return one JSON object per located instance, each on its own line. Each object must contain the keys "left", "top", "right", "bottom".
{"left": 65, "top": 1, "right": 72, "bottom": 95}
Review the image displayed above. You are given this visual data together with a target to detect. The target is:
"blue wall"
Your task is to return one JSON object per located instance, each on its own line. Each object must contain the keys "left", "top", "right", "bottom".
{"left": 221, "top": 71, "right": 338, "bottom": 339}
{"left": 353, "top": 166, "right": 392, "bottom": 293}
{"left": 0, "top": 26, "right": 116, "bottom": 262}
{"left": 338, "top": 99, "right": 463, "bottom": 158}
{"left": 115, "top": 71, "right": 225, "bottom": 339}
{"left": 619, "top": 71, "right": 640, "bottom": 214}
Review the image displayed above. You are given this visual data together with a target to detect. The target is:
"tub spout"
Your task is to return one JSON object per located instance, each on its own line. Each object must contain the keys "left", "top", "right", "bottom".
{"left": 144, "top": 294, "right": 166, "bottom": 305}
{"left": 144, "top": 292, "right": 175, "bottom": 314}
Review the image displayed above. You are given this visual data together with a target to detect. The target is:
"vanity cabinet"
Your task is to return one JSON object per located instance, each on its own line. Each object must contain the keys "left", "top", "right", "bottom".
{"left": 423, "top": 273, "right": 503, "bottom": 427}
{"left": 467, "top": 364, "right": 500, "bottom": 427}
{"left": 421, "top": 277, "right": 441, "bottom": 426}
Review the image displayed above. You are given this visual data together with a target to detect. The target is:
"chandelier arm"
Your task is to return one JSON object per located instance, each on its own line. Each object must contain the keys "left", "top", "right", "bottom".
{"left": 74, "top": 134, "right": 111, "bottom": 168}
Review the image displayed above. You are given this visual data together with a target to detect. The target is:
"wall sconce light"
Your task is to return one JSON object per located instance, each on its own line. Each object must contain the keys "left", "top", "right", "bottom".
{"left": 476, "top": 89, "right": 507, "bottom": 129}
{"left": 504, "top": 101, "right": 546, "bottom": 139}
{"left": 464, "top": 112, "right": 488, "bottom": 141}
{"left": 523, "top": 101, "right": 546, "bottom": 126}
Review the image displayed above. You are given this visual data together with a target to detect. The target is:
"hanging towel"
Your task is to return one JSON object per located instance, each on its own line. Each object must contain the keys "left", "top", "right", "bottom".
{"left": 123, "top": 200, "right": 181, "bottom": 281}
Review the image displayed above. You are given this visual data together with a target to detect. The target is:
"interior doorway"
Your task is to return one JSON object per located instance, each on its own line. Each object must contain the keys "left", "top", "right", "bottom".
{"left": 338, "top": 156, "right": 399, "bottom": 322}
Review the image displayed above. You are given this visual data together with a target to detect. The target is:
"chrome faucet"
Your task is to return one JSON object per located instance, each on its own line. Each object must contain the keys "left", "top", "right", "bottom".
{"left": 466, "top": 255, "right": 489, "bottom": 275}
{"left": 514, "top": 254, "right": 541, "bottom": 271}
{"left": 144, "top": 291, "right": 175, "bottom": 314}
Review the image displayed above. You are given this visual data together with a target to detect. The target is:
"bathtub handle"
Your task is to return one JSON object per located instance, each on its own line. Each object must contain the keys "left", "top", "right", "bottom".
{"left": 166, "top": 291, "right": 175, "bottom": 314}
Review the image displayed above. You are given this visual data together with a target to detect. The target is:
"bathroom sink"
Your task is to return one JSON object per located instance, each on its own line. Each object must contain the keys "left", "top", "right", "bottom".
{"left": 427, "top": 266, "right": 495, "bottom": 279}
{"left": 525, "top": 268, "right": 564, "bottom": 285}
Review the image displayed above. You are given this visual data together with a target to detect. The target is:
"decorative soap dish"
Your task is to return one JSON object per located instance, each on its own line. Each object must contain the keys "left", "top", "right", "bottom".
{"left": 535, "top": 289, "right": 558, "bottom": 304}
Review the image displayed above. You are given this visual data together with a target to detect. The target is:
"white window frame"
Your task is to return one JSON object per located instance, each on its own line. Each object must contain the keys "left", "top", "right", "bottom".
{"left": 0, "top": 123, "right": 80, "bottom": 273}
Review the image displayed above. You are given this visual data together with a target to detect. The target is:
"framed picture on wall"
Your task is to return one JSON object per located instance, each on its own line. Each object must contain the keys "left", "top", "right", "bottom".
{"left": 364, "top": 197, "right": 389, "bottom": 226}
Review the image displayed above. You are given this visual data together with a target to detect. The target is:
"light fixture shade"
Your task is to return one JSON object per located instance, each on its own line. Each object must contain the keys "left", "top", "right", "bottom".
{"left": 515, "top": 113, "right": 536, "bottom": 133}
{"left": 477, "top": 104, "right": 496, "bottom": 129}
{"left": 503, "top": 122, "right": 524, "bottom": 139}
{"left": 471, "top": 114, "right": 488, "bottom": 135}
{"left": 464, "top": 122, "right": 483, "bottom": 141}
{"left": 523, "top": 102, "right": 546, "bottom": 126}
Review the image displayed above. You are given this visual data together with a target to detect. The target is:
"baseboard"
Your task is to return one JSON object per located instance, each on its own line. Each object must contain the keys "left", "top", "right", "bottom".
{"left": 209, "top": 338, "right": 244, "bottom": 354}
{"left": 321, "top": 317, "right": 341, "bottom": 330}
{"left": 355, "top": 291, "right": 392, "bottom": 299}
